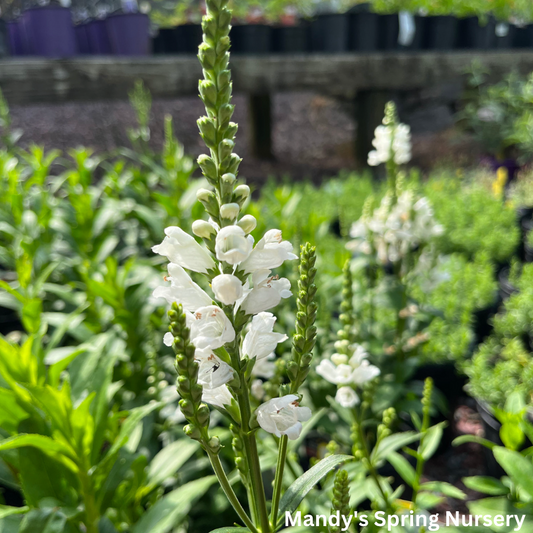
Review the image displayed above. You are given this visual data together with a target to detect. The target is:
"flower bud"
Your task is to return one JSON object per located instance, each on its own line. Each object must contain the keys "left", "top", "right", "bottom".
{"left": 237, "top": 215, "right": 257, "bottom": 234}
{"left": 192, "top": 220, "right": 217, "bottom": 240}
{"left": 212, "top": 273, "right": 243, "bottom": 305}
{"left": 218, "top": 138, "right": 234, "bottom": 161}
{"left": 220, "top": 203, "right": 240, "bottom": 221}
{"left": 197, "top": 188, "right": 219, "bottom": 217}
{"left": 199, "top": 80, "right": 217, "bottom": 109}
{"left": 233, "top": 184, "right": 250, "bottom": 206}
{"left": 197, "top": 116, "right": 217, "bottom": 149}
{"left": 197, "top": 154, "right": 218, "bottom": 182}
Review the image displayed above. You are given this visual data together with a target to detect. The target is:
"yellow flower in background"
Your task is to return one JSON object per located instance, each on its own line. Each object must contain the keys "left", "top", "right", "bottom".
{"left": 493, "top": 166, "right": 508, "bottom": 199}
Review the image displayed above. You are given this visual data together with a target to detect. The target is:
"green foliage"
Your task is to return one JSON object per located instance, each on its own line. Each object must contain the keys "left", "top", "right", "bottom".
{"left": 466, "top": 264, "right": 533, "bottom": 408}
{"left": 425, "top": 174, "right": 520, "bottom": 263}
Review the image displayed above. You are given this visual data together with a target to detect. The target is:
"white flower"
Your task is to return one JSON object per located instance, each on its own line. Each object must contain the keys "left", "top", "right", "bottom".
{"left": 240, "top": 229, "right": 298, "bottom": 273}
{"left": 195, "top": 348, "right": 234, "bottom": 389}
{"left": 163, "top": 332, "right": 174, "bottom": 347}
{"left": 215, "top": 225, "right": 254, "bottom": 265}
{"left": 220, "top": 203, "right": 240, "bottom": 220}
{"left": 252, "top": 353, "right": 276, "bottom": 379}
{"left": 316, "top": 360, "right": 355, "bottom": 385}
{"left": 331, "top": 353, "right": 349, "bottom": 365}
{"left": 335, "top": 387, "right": 359, "bottom": 408}
{"left": 251, "top": 379, "right": 266, "bottom": 401}
{"left": 367, "top": 150, "right": 382, "bottom": 167}
{"left": 212, "top": 274, "right": 244, "bottom": 305}
{"left": 351, "top": 359, "right": 381, "bottom": 385}
{"left": 202, "top": 384, "right": 233, "bottom": 409}
{"left": 256, "top": 394, "right": 312, "bottom": 440}
{"left": 242, "top": 312, "right": 288, "bottom": 360}
{"left": 153, "top": 263, "right": 212, "bottom": 312}
{"left": 366, "top": 122, "right": 411, "bottom": 167}
{"left": 187, "top": 305, "right": 235, "bottom": 350}
{"left": 240, "top": 270, "right": 292, "bottom": 315}
{"left": 152, "top": 226, "right": 215, "bottom": 274}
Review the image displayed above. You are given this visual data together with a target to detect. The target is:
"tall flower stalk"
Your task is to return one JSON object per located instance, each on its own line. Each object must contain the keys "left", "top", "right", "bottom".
{"left": 152, "top": 2, "right": 318, "bottom": 532}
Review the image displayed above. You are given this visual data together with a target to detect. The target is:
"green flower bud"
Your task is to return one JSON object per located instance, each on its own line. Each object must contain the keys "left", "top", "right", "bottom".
{"left": 220, "top": 203, "right": 240, "bottom": 221}
{"left": 233, "top": 184, "right": 250, "bottom": 206}
{"left": 197, "top": 116, "right": 217, "bottom": 149}
{"left": 199, "top": 80, "right": 217, "bottom": 110}
{"left": 237, "top": 215, "right": 257, "bottom": 234}
{"left": 192, "top": 219, "right": 217, "bottom": 240}
{"left": 197, "top": 154, "right": 218, "bottom": 182}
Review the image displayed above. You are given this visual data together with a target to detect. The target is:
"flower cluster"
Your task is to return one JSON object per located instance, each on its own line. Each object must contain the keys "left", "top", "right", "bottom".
{"left": 153, "top": 223, "right": 303, "bottom": 431}
{"left": 316, "top": 344, "right": 380, "bottom": 408}
{"left": 367, "top": 102, "right": 412, "bottom": 167}
{"left": 347, "top": 190, "right": 444, "bottom": 265}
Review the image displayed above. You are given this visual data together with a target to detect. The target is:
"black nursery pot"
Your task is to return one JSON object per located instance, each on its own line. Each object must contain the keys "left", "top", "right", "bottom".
{"left": 513, "top": 25, "right": 533, "bottom": 48}
{"left": 310, "top": 13, "right": 349, "bottom": 53}
{"left": 272, "top": 25, "right": 308, "bottom": 53}
{"left": 472, "top": 299, "right": 500, "bottom": 345}
{"left": 424, "top": 16, "right": 458, "bottom": 50}
{"left": 349, "top": 10, "right": 379, "bottom": 51}
{"left": 0, "top": 19, "right": 9, "bottom": 57}
{"left": 498, "top": 266, "right": 519, "bottom": 301}
{"left": 231, "top": 24, "right": 272, "bottom": 54}
{"left": 153, "top": 28, "right": 180, "bottom": 54}
{"left": 457, "top": 16, "right": 496, "bottom": 50}
{"left": 174, "top": 24, "right": 203, "bottom": 54}
{"left": 377, "top": 14, "right": 399, "bottom": 50}
{"left": 476, "top": 400, "right": 505, "bottom": 478}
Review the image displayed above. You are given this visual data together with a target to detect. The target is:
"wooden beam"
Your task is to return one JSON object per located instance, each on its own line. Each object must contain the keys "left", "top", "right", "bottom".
{"left": 1, "top": 52, "right": 533, "bottom": 105}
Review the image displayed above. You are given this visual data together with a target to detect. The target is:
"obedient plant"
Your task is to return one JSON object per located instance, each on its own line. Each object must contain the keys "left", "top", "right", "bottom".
{"left": 151, "top": 2, "right": 347, "bottom": 532}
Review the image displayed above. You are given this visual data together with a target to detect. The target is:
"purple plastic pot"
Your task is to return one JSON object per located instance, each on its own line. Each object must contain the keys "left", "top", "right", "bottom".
{"left": 22, "top": 6, "right": 77, "bottom": 57}
{"left": 7, "top": 20, "right": 27, "bottom": 56}
{"left": 75, "top": 24, "right": 91, "bottom": 55}
{"left": 86, "top": 19, "right": 112, "bottom": 54}
{"left": 106, "top": 13, "right": 150, "bottom": 56}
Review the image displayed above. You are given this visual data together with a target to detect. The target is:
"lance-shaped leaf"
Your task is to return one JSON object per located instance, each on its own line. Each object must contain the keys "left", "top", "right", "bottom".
{"left": 277, "top": 454, "right": 352, "bottom": 524}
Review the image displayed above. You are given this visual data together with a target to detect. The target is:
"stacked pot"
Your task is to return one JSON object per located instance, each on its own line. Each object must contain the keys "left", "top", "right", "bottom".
{"left": 6, "top": 6, "right": 150, "bottom": 56}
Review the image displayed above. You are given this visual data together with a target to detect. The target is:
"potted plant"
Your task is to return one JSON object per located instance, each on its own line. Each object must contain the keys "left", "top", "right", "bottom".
{"left": 106, "top": 0, "right": 150, "bottom": 55}
{"left": 458, "top": 70, "right": 533, "bottom": 179}
{"left": 309, "top": 6, "right": 349, "bottom": 53}
{"left": 231, "top": 7, "right": 272, "bottom": 54}
{"left": 348, "top": 3, "right": 379, "bottom": 51}
{"left": 272, "top": 8, "right": 308, "bottom": 53}
{"left": 21, "top": 2, "right": 77, "bottom": 57}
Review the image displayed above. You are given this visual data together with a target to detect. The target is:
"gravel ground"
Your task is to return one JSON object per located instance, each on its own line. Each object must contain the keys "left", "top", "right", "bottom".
{"left": 9, "top": 92, "right": 477, "bottom": 182}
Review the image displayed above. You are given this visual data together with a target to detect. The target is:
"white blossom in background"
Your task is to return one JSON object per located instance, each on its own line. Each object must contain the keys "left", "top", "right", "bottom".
{"left": 256, "top": 395, "right": 312, "bottom": 440}
{"left": 367, "top": 122, "right": 412, "bottom": 167}
{"left": 347, "top": 190, "right": 443, "bottom": 266}
{"left": 316, "top": 343, "right": 380, "bottom": 408}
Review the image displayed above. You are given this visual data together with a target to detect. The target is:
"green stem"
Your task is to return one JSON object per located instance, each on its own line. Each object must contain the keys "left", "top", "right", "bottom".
{"left": 270, "top": 435, "right": 288, "bottom": 528}
{"left": 79, "top": 469, "right": 99, "bottom": 533}
{"left": 353, "top": 409, "right": 392, "bottom": 513}
{"left": 207, "top": 450, "right": 258, "bottom": 533}
{"left": 239, "top": 389, "right": 270, "bottom": 533}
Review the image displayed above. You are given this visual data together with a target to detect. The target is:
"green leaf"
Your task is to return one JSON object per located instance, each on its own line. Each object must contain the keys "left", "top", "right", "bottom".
{"left": 278, "top": 454, "right": 352, "bottom": 521}
{"left": 131, "top": 476, "right": 216, "bottom": 533}
{"left": 21, "top": 299, "right": 42, "bottom": 335}
{"left": 209, "top": 529, "right": 251, "bottom": 533}
{"left": 0, "top": 435, "right": 77, "bottom": 472}
{"left": 500, "top": 422, "right": 525, "bottom": 451}
{"left": 493, "top": 446, "right": 533, "bottom": 499}
{"left": 453, "top": 435, "right": 495, "bottom": 450}
{"left": 371, "top": 432, "right": 419, "bottom": 464}
{"left": 105, "top": 402, "right": 161, "bottom": 458}
{"left": 420, "top": 481, "right": 466, "bottom": 499}
{"left": 415, "top": 492, "right": 445, "bottom": 510}
{"left": 144, "top": 439, "right": 199, "bottom": 492}
{"left": 0, "top": 506, "right": 28, "bottom": 520}
{"left": 19, "top": 508, "right": 67, "bottom": 533}
{"left": 387, "top": 451, "right": 416, "bottom": 487}
{"left": 463, "top": 476, "right": 510, "bottom": 496}
{"left": 420, "top": 423, "right": 445, "bottom": 460}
